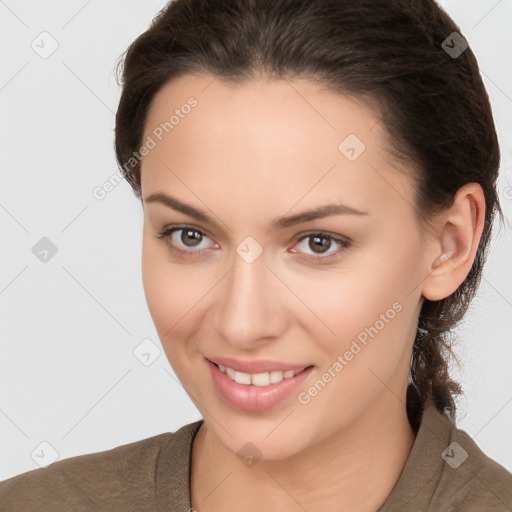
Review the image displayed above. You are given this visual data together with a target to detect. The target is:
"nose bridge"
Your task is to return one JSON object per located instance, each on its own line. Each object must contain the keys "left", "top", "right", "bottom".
{"left": 213, "top": 239, "right": 283, "bottom": 346}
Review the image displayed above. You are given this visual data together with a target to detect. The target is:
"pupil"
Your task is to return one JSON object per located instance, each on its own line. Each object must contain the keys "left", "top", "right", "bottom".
{"left": 182, "top": 229, "right": 202, "bottom": 247}
{"left": 310, "top": 235, "right": 330, "bottom": 253}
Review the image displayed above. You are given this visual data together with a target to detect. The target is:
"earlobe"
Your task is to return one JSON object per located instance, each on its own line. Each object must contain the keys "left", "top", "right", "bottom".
{"left": 421, "top": 184, "right": 485, "bottom": 302}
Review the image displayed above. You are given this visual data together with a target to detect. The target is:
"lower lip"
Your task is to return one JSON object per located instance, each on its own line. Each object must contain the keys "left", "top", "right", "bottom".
{"left": 206, "top": 358, "right": 314, "bottom": 412}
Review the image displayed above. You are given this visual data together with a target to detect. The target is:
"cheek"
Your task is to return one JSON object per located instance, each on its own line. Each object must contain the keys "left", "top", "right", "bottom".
{"left": 141, "top": 234, "right": 191, "bottom": 346}
{"left": 141, "top": 238, "right": 193, "bottom": 383}
{"left": 142, "top": 234, "right": 170, "bottom": 326}
{"left": 293, "top": 275, "right": 413, "bottom": 417}
{"left": 289, "top": 260, "right": 406, "bottom": 338}
{"left": 301, "top": 279, "right": 403, "bottom": 361}
{"left": 288, "top": 241, "right": 417, "bottom": 371}
{"left": 141, "top": 232, "right": 216, "bottom": 356}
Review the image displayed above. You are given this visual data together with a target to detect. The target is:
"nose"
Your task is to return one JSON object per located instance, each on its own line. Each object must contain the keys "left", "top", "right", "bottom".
{"left": 212, "top": 245, "right": 288, "bottom": 350}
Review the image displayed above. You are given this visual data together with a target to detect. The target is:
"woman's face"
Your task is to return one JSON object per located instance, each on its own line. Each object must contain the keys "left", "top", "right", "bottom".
{"left": 140, "top": 73, "right": 430, "bottom": 459}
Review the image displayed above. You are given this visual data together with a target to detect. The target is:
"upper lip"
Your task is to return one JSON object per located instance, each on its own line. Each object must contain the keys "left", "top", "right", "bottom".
{"left": 205, "top": 355, "right": 311, "bottom": 374}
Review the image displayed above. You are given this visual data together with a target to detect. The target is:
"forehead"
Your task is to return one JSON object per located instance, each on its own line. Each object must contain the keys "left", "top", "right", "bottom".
{"left": 143, "top": 72, "right": 383, "bottom": 153}
{"left": 140, "top": 73, "right": 414, "bottom": 217}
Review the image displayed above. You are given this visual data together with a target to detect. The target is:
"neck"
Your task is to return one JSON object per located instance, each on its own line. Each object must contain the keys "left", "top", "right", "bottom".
{"left": 191, "top": 393, "right": 417, "bottom": 512}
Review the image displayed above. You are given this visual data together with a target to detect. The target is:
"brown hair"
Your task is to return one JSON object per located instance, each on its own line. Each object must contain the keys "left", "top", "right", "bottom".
{"left": 114, "top": 0, "right": 503, "bottom": 431}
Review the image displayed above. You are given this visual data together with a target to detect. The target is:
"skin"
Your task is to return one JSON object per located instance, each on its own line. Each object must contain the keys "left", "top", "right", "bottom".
{"left": 139, "top": 73, "right": 485, "bottom": 511}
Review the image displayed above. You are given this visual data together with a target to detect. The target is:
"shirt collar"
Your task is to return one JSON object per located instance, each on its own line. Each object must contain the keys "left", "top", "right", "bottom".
{"left": 156, "top": 399, "right": 453, "bottom": 511}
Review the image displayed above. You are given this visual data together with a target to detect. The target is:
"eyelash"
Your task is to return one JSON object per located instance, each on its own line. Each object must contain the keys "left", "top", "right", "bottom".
{"left": 156, "top": 225, "right": 351, "bottom": 262}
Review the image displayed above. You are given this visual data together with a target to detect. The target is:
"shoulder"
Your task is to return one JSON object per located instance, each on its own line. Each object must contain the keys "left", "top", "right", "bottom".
{"left": 381, "top": 401, "right": 512, "bottom": 512}
{"left": 0, "top": 431, "right": 174, "bottom": 511}
{"left": 442, "top": 423, "right": 512, "bottom": 511}
{"left": 432, "top": 408, "right": 512, "bottom": 511}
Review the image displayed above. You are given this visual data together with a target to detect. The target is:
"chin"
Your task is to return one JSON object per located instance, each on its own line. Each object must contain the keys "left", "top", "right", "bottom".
{"left": 208, "top": 412, "right": 317, "bottom": 463}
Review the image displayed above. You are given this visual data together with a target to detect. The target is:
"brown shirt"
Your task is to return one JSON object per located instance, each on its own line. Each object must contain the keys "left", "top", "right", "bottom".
{"left": 1, "top": 400, "right": 511, "bottom": 511}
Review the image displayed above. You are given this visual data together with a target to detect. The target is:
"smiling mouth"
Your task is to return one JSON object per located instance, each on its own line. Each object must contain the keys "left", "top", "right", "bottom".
{"left": 213, "top": 362, "right": 312, "bottom": 387}
{"left": 206, "top": 358, "right": 315, "bottom": 412}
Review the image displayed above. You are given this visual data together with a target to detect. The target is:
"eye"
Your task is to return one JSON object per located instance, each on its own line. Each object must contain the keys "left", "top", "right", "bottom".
{"left": 156, "top": 226, "right": 351, "bottom": 262}
{"left": 156, "top": 226, "right": 217, "bottom": 257}
{"left": 290, "top": 232, "right": 351, "bottom": 261}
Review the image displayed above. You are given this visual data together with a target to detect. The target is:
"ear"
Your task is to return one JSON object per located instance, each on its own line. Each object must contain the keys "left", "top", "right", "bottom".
{"left": 421, "top": 183, "right": 486, "bottom": 302}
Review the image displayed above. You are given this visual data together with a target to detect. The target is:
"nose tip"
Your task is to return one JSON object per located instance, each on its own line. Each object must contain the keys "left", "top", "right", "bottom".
{"left": 211, "top": 247, "right": 286, "bottom": 349}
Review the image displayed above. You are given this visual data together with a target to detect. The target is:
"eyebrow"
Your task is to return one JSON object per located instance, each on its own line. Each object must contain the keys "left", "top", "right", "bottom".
{"left": 144, "top": 192, "right": 368, "bottom": 230}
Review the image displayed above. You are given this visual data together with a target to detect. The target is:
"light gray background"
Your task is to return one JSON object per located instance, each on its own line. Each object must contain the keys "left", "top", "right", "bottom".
{"left": 1, "top": 0, "right": 511, "bottom": 480}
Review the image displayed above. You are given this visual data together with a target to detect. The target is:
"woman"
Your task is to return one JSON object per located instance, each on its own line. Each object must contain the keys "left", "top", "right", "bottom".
{"left": 1, "top": 0, "right": 511, "bottom": 510}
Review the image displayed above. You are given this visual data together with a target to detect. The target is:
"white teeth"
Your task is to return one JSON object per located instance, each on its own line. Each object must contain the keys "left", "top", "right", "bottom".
{"left": 234, "top": 371, "right": 251, "bottom": 385}
{"left": 252, "top": 372, "right": 270, "bottom": 386}
{"left": 217, "top": 364, "right": 305, "bottom": 386}
{"left": 269, "top": 371, "right": 284, "bottom": 384}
